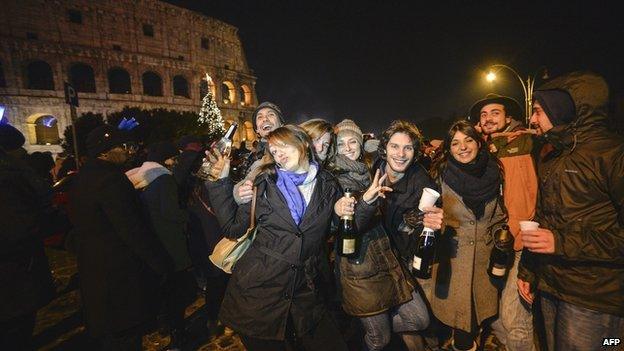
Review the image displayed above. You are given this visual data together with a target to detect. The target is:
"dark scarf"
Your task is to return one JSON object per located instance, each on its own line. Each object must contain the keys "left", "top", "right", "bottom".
{"left": 443, "top": 148, "right": 501, "bottom": 219}
{"left": 332, "top": 154, "right": 371, "bottom": 192}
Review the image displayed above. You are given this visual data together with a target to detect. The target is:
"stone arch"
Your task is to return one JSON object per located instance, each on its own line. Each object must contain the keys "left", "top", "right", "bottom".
{"left": 25, "top": 60, "right": 55, "bottom": 90}
{"left": 172, "top": 75, "right": 189, "bottom": 97}
{"left": 244, "top": 121, "right": 255, "bottom": 142}
{"left": 69, "top": 62, "right": 96, "bottom": 93}
{"left": 108, "top": 67, "right": 132, "bottom": 94}
{"left": 221, "top": 81, "right": 235, "bottom": 104}
{"left": 27, "top": 113, "right": 60, "bottom": 145}
{"left": 239, "top": 84, "right": 252, "bottom": 106}
{"left": 142, "top": 71, "right": 163, "bottom": 96}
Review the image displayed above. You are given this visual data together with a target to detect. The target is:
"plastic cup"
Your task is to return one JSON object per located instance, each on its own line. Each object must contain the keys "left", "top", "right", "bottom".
{"left": 418, "top": 187, "right": 440, "bottom": 211}
{"left": 519, "top": 220, "right": 539, "bottom": 231}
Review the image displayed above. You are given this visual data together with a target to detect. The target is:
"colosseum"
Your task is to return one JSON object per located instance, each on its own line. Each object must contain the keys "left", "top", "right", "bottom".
{"left": 0, "top": 0, "right": 258, "bottom": 154}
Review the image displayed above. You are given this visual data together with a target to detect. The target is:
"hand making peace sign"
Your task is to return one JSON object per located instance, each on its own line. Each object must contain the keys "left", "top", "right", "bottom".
{"left": 362, "top": 169, "right": 393, "bottom": 204}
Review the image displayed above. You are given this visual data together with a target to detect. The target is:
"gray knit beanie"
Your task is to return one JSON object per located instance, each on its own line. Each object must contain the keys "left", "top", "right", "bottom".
{"left": 334, "top": 119, "right": 363, "bottom": 146}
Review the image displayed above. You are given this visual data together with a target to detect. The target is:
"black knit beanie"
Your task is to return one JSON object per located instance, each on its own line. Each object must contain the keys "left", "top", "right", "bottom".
{"left": 533, "top": 90, "right": 576, "bottom": 127}
{"left": 252, "top": 102, "right": 284, "bottom": 132}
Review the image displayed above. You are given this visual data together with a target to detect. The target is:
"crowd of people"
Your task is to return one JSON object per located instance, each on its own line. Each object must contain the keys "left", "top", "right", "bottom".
{"left": 1, "top": 70, "right": 622, "bottom": 351}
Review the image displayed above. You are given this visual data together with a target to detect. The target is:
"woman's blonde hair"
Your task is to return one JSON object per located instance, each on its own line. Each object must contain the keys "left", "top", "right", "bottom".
{"left": 299, "top": 118, "right": 336, "bottom": 165}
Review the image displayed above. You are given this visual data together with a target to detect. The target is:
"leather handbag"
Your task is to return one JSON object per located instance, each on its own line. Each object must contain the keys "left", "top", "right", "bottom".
{"left": 209, "top": 187, "right": 257, "bottom": 274}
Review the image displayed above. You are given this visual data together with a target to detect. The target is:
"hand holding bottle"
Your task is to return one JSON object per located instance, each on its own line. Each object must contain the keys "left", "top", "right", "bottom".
{"left": 205, "top": 148, "right": 230, "bottom": 180}
{"left": 334, "top": 196, "right": 356, "bottom": 218}
{"left": 422, "top": 206, "right": 443, "bottom": 230}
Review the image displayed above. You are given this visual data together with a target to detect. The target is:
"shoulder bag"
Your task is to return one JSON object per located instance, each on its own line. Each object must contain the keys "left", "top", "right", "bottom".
{"left": 209, "top": 187, "right": 258, "bottom": 273}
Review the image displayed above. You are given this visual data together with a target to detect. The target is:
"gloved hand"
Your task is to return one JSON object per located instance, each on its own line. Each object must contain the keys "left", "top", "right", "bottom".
{"left": 403, "top": 208, "right": 424, "bottom": 228}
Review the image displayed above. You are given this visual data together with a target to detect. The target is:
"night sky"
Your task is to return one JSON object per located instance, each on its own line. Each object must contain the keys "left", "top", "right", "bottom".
{"left": 168, "top": 0, "right": 622, "bottom": 136}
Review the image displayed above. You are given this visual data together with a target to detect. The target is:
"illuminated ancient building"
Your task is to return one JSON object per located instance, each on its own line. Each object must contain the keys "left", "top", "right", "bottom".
{"left": 0, "top": 0, "right": 258, "bottom": 153}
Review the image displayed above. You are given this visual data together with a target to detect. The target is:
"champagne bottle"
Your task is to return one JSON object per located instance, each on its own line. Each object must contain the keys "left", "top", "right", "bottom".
{"left": 488, "top": 224, "right": 514, "bottom": 278}
{"left": 197, "top": 123, "right": 237, "bottom": 180}
{"left": 412, "top": 187, "right": 441, "bottom": 279}
{"left": 337, "top": 188, "right": 359, "bottom": 258}
{"left": 412, "top": 227, "right": 436, "bottom": 279}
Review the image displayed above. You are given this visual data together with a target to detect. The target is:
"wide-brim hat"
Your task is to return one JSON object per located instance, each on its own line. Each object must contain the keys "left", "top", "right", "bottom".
{"left": 469, "top": 94, "right": 523, "bottom": 121}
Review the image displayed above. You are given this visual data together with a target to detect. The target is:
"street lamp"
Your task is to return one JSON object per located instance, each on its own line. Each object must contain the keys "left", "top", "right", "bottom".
{"left": 485, "top": 64, "right": 548, "bottom": 125}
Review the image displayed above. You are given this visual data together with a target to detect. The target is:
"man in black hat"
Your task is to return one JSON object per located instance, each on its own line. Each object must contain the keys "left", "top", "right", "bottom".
{"left": 0, "top": 124, "right": 56, "bottom": 349}
{"left": 69, "top": 125, "right": 173, "bottom": 350}
{"left": 470, "top": 93, "right": 523, "bottom": 136}
{"left": 470, "top": 94, "right": 538, "bottom": 351}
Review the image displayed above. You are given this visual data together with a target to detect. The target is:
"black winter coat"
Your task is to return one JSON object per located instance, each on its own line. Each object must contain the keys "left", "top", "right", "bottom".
{"left": 375, "top": 161, "right": 438, "bottom": 265}
{"left": 207, "top": 170, "right": 375, "bottom": 340}
{"left": 519, "top": 71, "right": 624, "bottom": 317}
{"left": 141, "top": 173, "right": 191, "bottom": 272}
{"left": 68, "top": 158, "right": 173, "bottom": 336}
{"left": 0, "top": 150, "right": 55, "bottom": 321}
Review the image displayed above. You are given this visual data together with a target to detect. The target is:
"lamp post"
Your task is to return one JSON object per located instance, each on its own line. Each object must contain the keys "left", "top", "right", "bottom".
{"left": 485, "top": 64, "right": 548, "bottom": 125}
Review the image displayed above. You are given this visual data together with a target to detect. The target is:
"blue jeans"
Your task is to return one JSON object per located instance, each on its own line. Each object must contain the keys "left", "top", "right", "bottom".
{"left": 360, "top": 291, "right": 430, "bottom": 351}
{"left": 540, "top": 291, "right": 624, "bottom": 351}
{"left": 491, "top": 251, "right": 536, "bottom": 351}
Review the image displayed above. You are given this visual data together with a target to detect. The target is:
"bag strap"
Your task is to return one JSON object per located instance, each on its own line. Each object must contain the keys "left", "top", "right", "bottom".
{"left": 249, "top": 186, "right": 257, "bottom": 229}
{"left": 194, "top": 188, "right": 216, "bottom": 216}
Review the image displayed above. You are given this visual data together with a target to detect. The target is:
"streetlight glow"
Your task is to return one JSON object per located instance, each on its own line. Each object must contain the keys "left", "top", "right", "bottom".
{"left": 482, "top": 64, "right": 547, "bottom": 125}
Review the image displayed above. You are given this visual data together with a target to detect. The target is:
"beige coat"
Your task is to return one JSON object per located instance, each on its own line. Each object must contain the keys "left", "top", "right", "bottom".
{"left": 429, "top": 182, "right": 506, "bottom": 332}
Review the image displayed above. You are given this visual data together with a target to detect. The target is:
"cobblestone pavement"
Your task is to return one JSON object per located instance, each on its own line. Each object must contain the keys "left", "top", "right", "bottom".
{"left": 33, "top": 248, "right": 506, "bottom": 351}
{"left": 33, "top": 248, "right": 245, "bottom": 351}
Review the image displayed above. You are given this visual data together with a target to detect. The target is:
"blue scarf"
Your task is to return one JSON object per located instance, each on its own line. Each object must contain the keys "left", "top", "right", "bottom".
{"left": 276, "top": 162, "right": 317, "bottom": 225}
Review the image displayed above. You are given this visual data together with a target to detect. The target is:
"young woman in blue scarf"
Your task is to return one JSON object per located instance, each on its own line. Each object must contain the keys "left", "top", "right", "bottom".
{"left": 205, "top": 125, "right": 389, "bottom": 351}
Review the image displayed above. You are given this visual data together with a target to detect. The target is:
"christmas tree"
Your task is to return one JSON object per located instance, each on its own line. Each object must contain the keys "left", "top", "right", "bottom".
{"left": 198, "top": 75, "right": 225, "bottom": 140}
